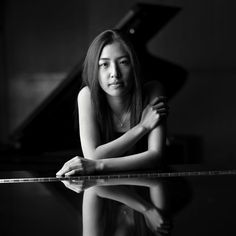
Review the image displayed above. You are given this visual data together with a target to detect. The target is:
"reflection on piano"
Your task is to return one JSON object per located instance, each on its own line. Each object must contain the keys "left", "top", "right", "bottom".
{"left": 1, "top": 168, "right": 236, "bottom": 235}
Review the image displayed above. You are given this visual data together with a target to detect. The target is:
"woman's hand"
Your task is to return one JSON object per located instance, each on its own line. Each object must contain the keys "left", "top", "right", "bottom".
{"left": 56, "top": 156, "right": 98, "bottom": 176}
{"left": 143, "top": 206, "right": 172, "bottom": 235}
{"left": 61, "top": 179, "right": 100, "bottom": 194}
{"left": 140, "top": 96, "right": 168, "bottom": 132}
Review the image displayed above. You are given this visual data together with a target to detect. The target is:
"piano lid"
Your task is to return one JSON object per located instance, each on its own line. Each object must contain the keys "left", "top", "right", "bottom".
{"left": 9, "top": 3, "right": 186, "bottom": 154}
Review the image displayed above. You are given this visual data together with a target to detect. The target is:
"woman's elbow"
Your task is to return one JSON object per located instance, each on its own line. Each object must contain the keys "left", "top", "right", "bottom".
{"left": 148, "top": 149, "right": 164, "bottom": 168}
{"left": 82, "top": 149, "right": 99, "bottom": 160}
{"left": 82, "top": 145, "right": 106, "bottom": 160}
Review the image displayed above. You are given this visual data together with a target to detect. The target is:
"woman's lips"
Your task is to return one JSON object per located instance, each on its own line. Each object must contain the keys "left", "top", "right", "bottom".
{"left": 109, "top": 82, "right": 123, "bottom": 88}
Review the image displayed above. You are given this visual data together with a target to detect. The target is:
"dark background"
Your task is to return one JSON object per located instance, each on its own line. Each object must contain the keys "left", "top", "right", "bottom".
{"left": 0, "top": 0, "right": 235, "bottom": 167}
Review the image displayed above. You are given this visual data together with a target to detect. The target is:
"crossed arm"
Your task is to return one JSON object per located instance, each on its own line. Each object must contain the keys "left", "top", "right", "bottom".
{"left": 56, "top": 82, "right": 168, "bottom": 176}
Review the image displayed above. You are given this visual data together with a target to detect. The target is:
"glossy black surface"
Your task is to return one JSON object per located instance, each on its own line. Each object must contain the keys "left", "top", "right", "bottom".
{"left": 1, "top": 166, "right": 236, "bottom": 236}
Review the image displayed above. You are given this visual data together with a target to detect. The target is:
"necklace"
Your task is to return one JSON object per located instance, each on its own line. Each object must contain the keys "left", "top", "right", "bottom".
{"left": 113, "top": 107, "right": 131, "bottom": 128}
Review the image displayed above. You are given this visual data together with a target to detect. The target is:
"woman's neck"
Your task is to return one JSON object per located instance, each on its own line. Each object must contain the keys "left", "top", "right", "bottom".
{"left": 107, "top": 95, "right": 131, "bottom": 115}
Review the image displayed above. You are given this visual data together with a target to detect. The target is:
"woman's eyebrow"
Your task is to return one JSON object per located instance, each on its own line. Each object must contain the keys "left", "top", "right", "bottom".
{"left": 99, "top": 58, "right": 110, "bottom": 61}
{"left": 99, "top": 55, "right": 129, "bottom": 60}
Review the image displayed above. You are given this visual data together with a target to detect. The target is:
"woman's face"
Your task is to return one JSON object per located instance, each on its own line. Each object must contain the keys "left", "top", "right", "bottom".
{"left": 98, "top": 41, "right": 133, "bottom": 98}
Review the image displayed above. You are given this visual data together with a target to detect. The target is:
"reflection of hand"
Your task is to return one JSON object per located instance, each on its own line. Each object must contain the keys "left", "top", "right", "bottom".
{"left": 56, "top": 156, "right": 98, "bottom": 176}
{"left": 61, "top": 179, "right": 99, "bottom": 194}
{"left": 140, "top": 96, "right": 168, "bottom": 132}
{"left": 143, "top": 206, "right": 172, "bottom": 235}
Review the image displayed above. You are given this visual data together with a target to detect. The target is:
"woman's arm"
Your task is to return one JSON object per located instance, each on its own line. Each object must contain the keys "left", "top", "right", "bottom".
{"left": 78, "top": 84, "right": 167, "bottom": 160}
{"left": 58, "top": 125, "right": 165, "bottom": 175}
{"left": 78, "top": 86, "right": 148, "bottom": 159}
{"left": 56, "top": 82, "right": 167, "bottom": 175}
{"left": 97, "top": 123, "right": 166, "bottom": 172}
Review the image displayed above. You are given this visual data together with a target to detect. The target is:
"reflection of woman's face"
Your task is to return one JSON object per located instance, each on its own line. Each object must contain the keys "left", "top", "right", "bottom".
{"left": 98, "top": 41, "right": 133, "bottom": 98}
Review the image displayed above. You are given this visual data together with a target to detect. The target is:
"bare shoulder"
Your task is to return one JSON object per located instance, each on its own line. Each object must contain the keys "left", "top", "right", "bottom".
{"left": 77, "top": 86, "right": 95, "bottom": 115}
{"left": 77, "top": 86, "right": 91, "bottom": 104}
{"left": 143, "top": 80, "right": 165, "bottom": 103}
{"left": 77, "top": 86, "right": 96, "bottom": 120}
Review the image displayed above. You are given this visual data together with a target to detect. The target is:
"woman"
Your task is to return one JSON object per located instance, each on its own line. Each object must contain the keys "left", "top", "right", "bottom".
{"left": 57, "top": 29, "right": 170, "bottom": 235}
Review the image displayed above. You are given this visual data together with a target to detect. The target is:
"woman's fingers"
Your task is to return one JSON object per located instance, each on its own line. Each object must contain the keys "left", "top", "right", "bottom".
{"left": 56, "top": 156, "right": 97, "bottom": 176}
{"left": 61, "top": 180, "right": 83, "bottom": 193}
{"left": 65, "top": 169, "right": 81, "bottom": 176}
{"left": 56, "top": 156, "right": 83, "bottom": 176}
{"left": 157, "top": 218, "right": 173, "bottom": 234}
{"left": 62, "top": 155, "right": 79, "bottom": 166}
{"left": 152, "top": 107, "right": 169, "bottom": 114}
{"left": 150, "top": 96, "right": 167, "bottom": 106}
{"left": 143, "top": 206, "right": 172, "bottom": 235}
{"left": 149, "top": 96, "right": 169, "bottom": 118}
{"left": 56, "top": 165, "right": 70, "bottom": 176}
{"left": 152, "top": 103, "right": 169, "bottom": 110}
{"left": 151, "top": 96, "right": 169, "bottom": 111}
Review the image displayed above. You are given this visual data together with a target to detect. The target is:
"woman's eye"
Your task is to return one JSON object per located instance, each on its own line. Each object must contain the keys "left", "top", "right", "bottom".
{"left": 120, "top": 60, "right": 130, "bottom": 65}
{"left": 99, "top": 62, "right": 109, "bottom": 68}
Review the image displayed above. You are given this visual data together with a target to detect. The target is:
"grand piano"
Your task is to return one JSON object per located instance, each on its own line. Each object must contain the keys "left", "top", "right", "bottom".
{"left": 1, "top": 3, "right": 188, "bottom": 170}
{"left": 1, "top": 3, "right": 235, "bottom": 236}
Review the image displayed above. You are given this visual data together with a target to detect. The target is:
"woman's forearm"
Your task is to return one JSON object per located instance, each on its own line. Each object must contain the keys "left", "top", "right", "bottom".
{"left": 92, "top": 177, "right": 162, "bottom": 188}
{"left": 95, "top": 185, "right": 151, "bottom": 213}
{"left": 92, "top": 124, "right": 148, "bottom": 159}
{"left": 96, "top": 149, "right": 162, "bottom": 173}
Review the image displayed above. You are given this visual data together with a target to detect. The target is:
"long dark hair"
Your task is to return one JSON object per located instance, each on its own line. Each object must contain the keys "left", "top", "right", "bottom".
{"left": 82, "top": 29, "right": 143, "bottom": 143}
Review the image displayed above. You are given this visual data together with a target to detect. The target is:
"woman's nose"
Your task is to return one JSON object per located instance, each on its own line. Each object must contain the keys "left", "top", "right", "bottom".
{"left": 110, "top": 63, "right": 120, "bottom": 78}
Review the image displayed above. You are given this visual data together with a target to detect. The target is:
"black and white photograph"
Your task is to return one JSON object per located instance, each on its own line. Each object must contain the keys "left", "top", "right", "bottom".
{"left": 0, "top": 0, "right": 236, "bottom": 235}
